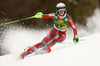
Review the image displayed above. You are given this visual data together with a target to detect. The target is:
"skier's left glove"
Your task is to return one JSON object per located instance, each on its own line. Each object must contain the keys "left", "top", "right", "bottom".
{"left": 73, "top": 34, "right": 79, "bottom": 44}
{"left": 33, "top": 12, "right": 43, "bottom": 18}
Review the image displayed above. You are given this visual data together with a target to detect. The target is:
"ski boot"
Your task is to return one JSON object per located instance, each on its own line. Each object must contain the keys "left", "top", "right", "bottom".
{"left": 20, "top": 46, "right": 34, "bottom": 59}
{"left": 20, "top": 51, "right": 29, "bottom": 59}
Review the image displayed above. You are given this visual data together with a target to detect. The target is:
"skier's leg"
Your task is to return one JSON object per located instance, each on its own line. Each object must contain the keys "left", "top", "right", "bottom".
{"left": 34, "top": 28, "right": 57, "bottom": 54}
{"left": 27, "top": 42, "right": 45, "bottom": 54}
{"left": 20, "top": 42, "right": 44, "bottom": 59}
{"left": 58, "top": 31, "right": 66, "bottom": 42}
{"left": 42, "top": 28, "right": 56, "bottom": 45}
{"left": 20, "top": 28, "right": 56, "bottom": 59}
{"left": 47, "top": 31, "right": 66, "bottom": 48}
{"left": 40, "top": 33, "right": 66, "bottom": 53}
{"left": 39, "top": 27, "right": 66, "bottom": 53}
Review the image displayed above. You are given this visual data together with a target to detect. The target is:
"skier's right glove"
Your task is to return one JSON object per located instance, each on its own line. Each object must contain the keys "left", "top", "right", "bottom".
{"left": 33, "top": 12, "right": 43, "bottom": 18}
{"left": 73, "top": 34, "right": 79, "bottom": 44}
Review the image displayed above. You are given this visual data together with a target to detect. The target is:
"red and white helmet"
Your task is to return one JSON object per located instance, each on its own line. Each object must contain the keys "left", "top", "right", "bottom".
{"left": 56, "top": 3, "right": 67, "bottom": 16}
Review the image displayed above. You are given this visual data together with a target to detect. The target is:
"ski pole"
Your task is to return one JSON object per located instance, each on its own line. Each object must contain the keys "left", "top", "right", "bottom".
{"left": 56, "top": 36, "right": 95, "bottom": 44}
{"left": 0, "top": 16, "right": 35, "bottom": 26}
{"left": 79, "top": 36, "right": 95, "bottom": 41}
{"left": 0, "top": 12, "right": 43, "bottom": 26}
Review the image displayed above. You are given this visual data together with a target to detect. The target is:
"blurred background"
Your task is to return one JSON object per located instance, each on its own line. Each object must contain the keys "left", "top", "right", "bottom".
{"left": 0, "top": 0, "right": 100, "bottom": 28}
{"left": 0, "top": 0, "right": 100, "bottom": 55}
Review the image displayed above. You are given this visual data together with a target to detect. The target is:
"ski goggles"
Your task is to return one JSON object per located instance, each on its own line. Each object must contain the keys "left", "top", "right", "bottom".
{"left": 58, "top": 9, "right": 66, "bottom": 12}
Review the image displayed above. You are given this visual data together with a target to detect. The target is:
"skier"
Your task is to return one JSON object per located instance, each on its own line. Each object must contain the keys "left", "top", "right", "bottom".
{"left": 20, "top": 3, "right": 79, "bottom": 59}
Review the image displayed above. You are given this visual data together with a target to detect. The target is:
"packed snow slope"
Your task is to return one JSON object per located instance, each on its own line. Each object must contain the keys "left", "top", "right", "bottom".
{"left": 0, "top": 33, "right": 100, "bottom": 66}
{"left": 0, "top": 8, "right": 100, "bottom": 66}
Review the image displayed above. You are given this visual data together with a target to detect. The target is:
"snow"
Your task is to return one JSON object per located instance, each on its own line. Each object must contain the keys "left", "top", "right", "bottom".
{"left": 0, "top": 34, "right": 100, "bottom": 66}
{"left": 0, "top": 8, "right": 100, "bottom": 66}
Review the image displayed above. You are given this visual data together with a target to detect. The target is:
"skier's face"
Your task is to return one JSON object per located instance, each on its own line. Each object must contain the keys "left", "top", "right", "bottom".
{"left": 58, "top": 9, "right": 66, "bottom": 16}
{"left": 59, "top": 11, "right": 65, "bottom": 16}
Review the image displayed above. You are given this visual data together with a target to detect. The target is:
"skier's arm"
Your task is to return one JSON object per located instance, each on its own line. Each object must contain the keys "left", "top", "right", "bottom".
{"left": 68, "top": 16, "right": 79, "bottom": 44}
{"left": 68, "top": 16, "right": 77, "bottom": 35}
{"left": 42, "top": 13, "right": 55, "bottom": 19}
{"left": 33, "top": 12, "right": 55, "bottom": 19}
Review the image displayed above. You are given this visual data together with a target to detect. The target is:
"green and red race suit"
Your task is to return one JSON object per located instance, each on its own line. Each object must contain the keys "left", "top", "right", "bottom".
{"left": 23, "top": 13, "right": 78, "bottom": 55}
{"left": 42, "top": 13, "right": 77, "bottom": 34}
{"left": 20, "top": 12, "right": 79, "bottom": 59}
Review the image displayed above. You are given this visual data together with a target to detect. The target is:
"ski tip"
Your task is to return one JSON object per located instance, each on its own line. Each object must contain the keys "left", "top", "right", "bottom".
{"left": 20, "top": 54, "right": 25, "bottom": 59}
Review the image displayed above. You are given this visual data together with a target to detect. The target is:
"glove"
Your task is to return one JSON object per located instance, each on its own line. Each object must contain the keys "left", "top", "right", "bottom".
{"left": 73, "top": 34, "right": 79, "bottom": 44}
{"left": 32, "top": 12, "right": 43, "bottom": 18}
